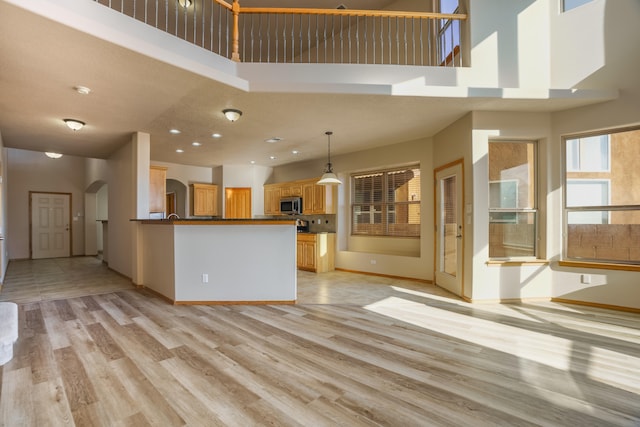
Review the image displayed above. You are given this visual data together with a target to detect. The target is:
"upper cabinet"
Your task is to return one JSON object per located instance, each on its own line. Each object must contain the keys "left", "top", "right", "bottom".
{"left": 302, "top": 181, "right": 336, "bottom": 215}
{"left": 191, "top": 183, "right": 218, "bottom": 216}
{"left": 149, "top": 166, "right": 167, "bottom": 214}
{"left": 264, "top": 178, "right": 336, "bottom": 215}
{"left": 264, "top": 184, "right": 282, "bottom": 215}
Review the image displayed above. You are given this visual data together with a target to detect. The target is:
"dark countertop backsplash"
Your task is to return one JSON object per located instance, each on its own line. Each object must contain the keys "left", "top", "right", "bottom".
{"left": 297, "top": 214, "right": 336, "bottom": 233}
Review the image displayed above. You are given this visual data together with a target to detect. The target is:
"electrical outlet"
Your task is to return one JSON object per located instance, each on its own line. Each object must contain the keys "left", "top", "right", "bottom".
{"left": 202, "top": 273, "right": 209, "bottom": 283}
{"left": 370, "top": 259, "right": 377, "bottom": 265}
{"left": 581, "top": 274, "right": 591, "bottom": 284}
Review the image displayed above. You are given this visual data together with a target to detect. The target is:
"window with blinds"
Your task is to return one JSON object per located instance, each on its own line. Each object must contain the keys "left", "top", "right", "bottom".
{"left": 351, "top": 165, "right": 421, "bottom": 237}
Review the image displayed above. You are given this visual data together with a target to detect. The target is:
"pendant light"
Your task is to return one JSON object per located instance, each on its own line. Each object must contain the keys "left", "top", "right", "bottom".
{"left": 317, "top": 131, "right": 342, "bottom": 185}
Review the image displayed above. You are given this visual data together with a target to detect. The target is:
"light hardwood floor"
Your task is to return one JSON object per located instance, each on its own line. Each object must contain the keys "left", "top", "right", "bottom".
{"left": 0, "top": 257, "right": 639, "bottom": 426}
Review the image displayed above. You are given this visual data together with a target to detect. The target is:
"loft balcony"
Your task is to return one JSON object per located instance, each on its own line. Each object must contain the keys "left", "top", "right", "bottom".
{"left": 93, "top": 0, "right": 467, "bottom": 67}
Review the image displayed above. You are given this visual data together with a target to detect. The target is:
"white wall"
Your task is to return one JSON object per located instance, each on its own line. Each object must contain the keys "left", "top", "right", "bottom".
{"left": 550, "top": 0, "right": 605, "bottom": 88}
{"left": 173, "top": 225, "right": 296, "bottom": 302}
{"left": 7, "top": 148, "right": 87, "bottom": 259}
{"left": 465, "top": 0, "right": 550, "bottom": 89}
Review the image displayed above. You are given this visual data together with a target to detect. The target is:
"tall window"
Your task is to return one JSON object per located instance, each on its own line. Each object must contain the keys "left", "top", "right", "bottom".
{"left": 351, "top": 166, "right": 421, "bottom": 237}
{"left": 437, "top": 0, "right": 461, "bottom": 66}
{"left": 564, "top": 128, "right": 640, "bottom": 264}
{"left": 489, "top": 141, "right": 537, "bottom": 258}
{"left": 562, "top": 0, "right": 593, "bottom": 12}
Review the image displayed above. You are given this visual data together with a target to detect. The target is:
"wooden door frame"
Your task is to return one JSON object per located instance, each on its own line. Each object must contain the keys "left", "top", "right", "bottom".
{"left": 29, "top": 191, "right": 73, "bottom": 259}
{"left": 433, "top": 159, "right": 466, "bottom": 299}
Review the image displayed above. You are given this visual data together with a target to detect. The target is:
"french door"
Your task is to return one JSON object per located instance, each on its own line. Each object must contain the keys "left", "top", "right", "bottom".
{"left": 434, "top": 161, "right": 464, "bottom": 297}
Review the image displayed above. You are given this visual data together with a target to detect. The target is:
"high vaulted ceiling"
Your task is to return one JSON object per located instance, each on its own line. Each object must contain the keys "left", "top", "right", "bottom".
{"left": 0, "top": 0, "right": 624, "bottom": 168}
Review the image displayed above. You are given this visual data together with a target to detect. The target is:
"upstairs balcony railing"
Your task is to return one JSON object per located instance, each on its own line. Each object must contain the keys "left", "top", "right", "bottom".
{"left": 95, "top": 0, "right": 467, "bottom": 67}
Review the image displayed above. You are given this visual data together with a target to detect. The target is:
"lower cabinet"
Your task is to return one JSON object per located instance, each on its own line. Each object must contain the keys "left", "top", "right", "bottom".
{"left": 296, "top": 233, "right": 335, "bottom": 273}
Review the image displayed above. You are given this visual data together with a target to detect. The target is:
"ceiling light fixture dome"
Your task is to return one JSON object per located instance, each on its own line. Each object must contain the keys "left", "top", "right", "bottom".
{"left": 177, "top": 0, "right": 193, "bottom": 8}
{"left": 317, "top": 131, "right": 342, "bottom": 185}
{"left": 74, "top": 86, "right": 91, "bottom": 95}
{"left": 45, "top": 152, "right": 63, "bottom": 159}
{"left": 223, "top": 108, "right": 242, "bottom": 122}
{"left": 63, "top": 118, "right": 85, "bottom": 131}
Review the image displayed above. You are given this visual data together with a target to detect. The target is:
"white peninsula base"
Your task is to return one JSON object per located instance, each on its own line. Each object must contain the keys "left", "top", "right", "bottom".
{"left": 139, "top": 220, "right": 297, "bottom": 304}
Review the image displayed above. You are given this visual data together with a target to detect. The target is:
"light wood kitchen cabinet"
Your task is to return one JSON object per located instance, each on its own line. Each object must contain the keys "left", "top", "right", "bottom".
{"left": 264, "top": 184, "right": 282, "bottom": 215}
{"left": 296, "top": 232, "right": 335, "bottom": 273}
{"left": 149, "top": 166, "right": 167, "bottom": 214}
{"left": 265, "top": 178, "right": 336, "bottom": 216}
{"left": 281, "top": 183, "right": 302, "bottom": 197}
{"left": 302, "top": 180, "right": 336, "bottom": 215}
{"left": 191, "top": 183, "right": 218, "bottom": 216}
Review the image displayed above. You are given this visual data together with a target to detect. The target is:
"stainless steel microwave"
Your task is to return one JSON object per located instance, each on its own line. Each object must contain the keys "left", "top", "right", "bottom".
{"left": 280, "top": 197, "right": 302, "bottom": 215}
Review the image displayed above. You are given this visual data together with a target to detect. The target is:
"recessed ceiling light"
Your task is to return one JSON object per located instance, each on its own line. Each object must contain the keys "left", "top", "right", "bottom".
{"left": 176, "top": 149, "right": 184, "bottom": 153}
{"left": 250, "top": 160, "right": 256, "bottom": 164}
{"left": 212, "top": 133, "right": 222, "bottom": 138}
{"left": 192, "top": 141, "right": 201, "bottom": 146}
{"left": 265, "top": 137, "right": 283, "bottom": 143}
{"left": 292, "top": 150, "right": 299, "bottom": 155}
{"left": 169, "top": 129, "right": 181, "bottom": 134}
{"left": 45, "top": 152, "right": 63, "bottom": 159}
{"left": 74, "top": 86, "right": 91, "bottom": 95}
{"left": 270, "top": 156, "right": 276, "bottom": 160}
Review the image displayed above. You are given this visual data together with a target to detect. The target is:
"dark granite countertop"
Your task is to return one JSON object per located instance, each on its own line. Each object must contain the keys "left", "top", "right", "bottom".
{"left": 133, "top": 218, "right": 297, "bottom": 225}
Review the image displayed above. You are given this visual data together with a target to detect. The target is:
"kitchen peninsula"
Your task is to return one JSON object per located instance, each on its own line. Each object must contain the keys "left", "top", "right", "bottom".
{"left": 137, "top": 218, "right": 297, "bottom": 304}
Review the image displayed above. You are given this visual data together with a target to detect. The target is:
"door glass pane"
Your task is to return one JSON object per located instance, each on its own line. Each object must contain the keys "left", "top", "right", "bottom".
{"left": 441, "top": 176, "right": 457, "bottom": 276}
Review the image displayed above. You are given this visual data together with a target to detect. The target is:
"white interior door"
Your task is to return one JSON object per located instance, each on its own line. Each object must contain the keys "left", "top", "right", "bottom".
{"left": 31, "top": 192, "right": 71, "bottom": 259}
{"left": 435, "top": 162, "right": 464, "bottom": 297}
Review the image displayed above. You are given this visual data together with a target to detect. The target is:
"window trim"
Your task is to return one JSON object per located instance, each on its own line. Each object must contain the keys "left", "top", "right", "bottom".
{"left": 350, "top": 164, "right": 421, "bottom": 238}
{"left": 562, "top": 126, "right": 640, "bottom": 266}
{"left": 488, "top": 140, "right": 539, "bottom": 260}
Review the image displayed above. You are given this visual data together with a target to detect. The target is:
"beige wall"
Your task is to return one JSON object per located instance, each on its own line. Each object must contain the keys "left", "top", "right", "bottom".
{"left": 0, "top": 133, "right": 7, "bottom": 282}
{"left": 272, "top": 136, "right": 434, "bottom": 281}
{"left": 7, "top": 148, "right": 87, "bottom": 259}
{"left": 433, "top": 113, "right": 473, "bottom": 297}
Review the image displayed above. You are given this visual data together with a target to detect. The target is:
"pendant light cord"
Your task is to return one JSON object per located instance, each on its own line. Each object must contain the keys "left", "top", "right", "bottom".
{"left": 325, "top": 131, "right": 333, "bottom": 171}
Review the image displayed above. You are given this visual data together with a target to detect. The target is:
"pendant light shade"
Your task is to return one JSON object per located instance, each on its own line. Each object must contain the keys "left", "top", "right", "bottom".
{"left": 177, "top": 0, "right": 192, "bottom": 8}
{"left": 317, "top": 131, "right": 342, "bottom": 185}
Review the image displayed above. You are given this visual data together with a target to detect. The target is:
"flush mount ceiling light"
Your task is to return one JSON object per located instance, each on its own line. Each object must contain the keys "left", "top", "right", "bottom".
{"left": 169, "top": 128, "right": 181, "bottom": 134}
{"left": 177, "top": 0, "right": 192, "bottom": 8}
{"left": 222, "top": 108, "right": 242, "bottom": 122}
{"left": 192, "top": 141, "right": 201, "bottom": 146}
{"left": 212, "top": 133, "right": 222, "bottom": 138}
{"left": 317, "top": 131, "right": 342, "bottom": 185}
{"left": 265, "top": 137, "right": 283, "bottom": 143}
{"left": 74, "top": 85, "right": 91, "bottom": 95}
{"left": 63, "top": 118, "right": 85, "bottom": 131}
{"left": 45, "top": 152, "right": 63, "bottom": 159}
